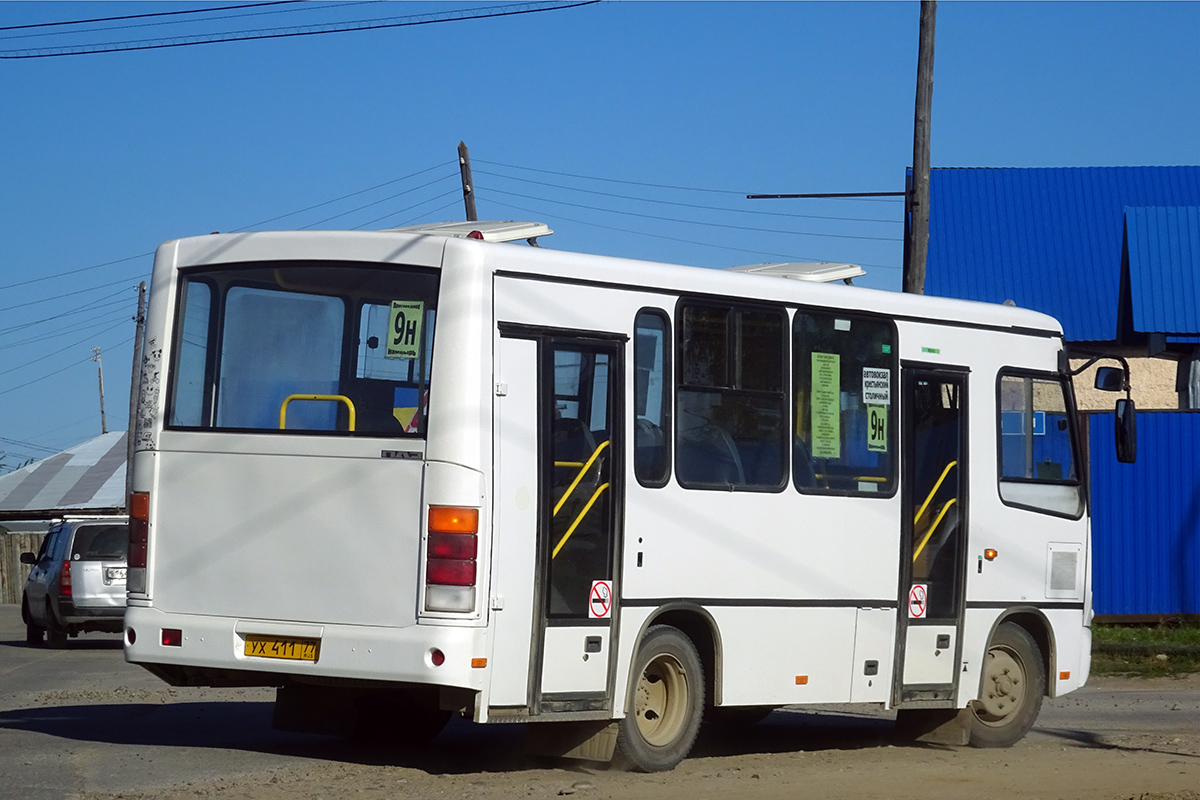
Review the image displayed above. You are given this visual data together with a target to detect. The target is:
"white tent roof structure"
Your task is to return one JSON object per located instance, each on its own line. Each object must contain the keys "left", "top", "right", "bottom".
{"left": 0, "top": 432, "right": 126, "bottom": 526}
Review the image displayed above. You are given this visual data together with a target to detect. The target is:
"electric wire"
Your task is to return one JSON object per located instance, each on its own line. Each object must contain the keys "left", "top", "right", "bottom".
{"left": 482, "top": 186, "right": 903, "bottom": 242}
{"left": 3, "top": 308, "right": 132, "bottom": 349}
{"left": 0, "top": 329, "right": 132, "bottom": 397}
{"left": 1, "top": 2, "right": 378, "bottom": 42}
{"left": 474, "top": 167, "right": 903, "bottom": 225}
{"left": 1, "top": 1, "right": 600, "bottom": 59}
{"left": 230, "top": 160, "right": 455, "bottom": 231}
{"left": 476, "top": 158, "right": 905, "bottom": 203}
{"left": 0, "top": 435, "right": 60, "bottom": 454}
{"left": 0, "top": 253, "right": 150, "bottom": 292}
{"left": 380, "top": 198, "right": 465, "bottom": 230}
{"left": 298, "top": 173, "right": 459, "bottom": 229}
{"left": 0, "top": 292, "right": 134, "bottom": 337}
{"left": 0, "top": 318, "right": 131, "bottom": 379}
{"left": 0, "top": 2, "right": 303, "bottom": 32}
{"left": 0, "top": 272, "right": 147, "bottom": 314}
{"left": 352, "top": 189, "right": 462, "bottom": 229}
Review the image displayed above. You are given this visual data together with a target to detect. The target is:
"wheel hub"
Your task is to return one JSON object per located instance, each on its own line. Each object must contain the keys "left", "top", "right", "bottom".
{"left": 976, "top": 647, "right": 1025, "bottom": 722}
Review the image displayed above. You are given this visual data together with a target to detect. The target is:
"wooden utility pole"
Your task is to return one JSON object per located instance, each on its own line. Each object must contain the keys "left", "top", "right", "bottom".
{"left": 92, "top": 347, "right": 108, "bottom": 434}
{"left": 458, "top": 141, "right": 478, "bottom": 222}
{"left": 904, "top": 0, "right": 936, "bottom": 295}
{"left": 126, "top": 281, "right": 147, "bottom": 499}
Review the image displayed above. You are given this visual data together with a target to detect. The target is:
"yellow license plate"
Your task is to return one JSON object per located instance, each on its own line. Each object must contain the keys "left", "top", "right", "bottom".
{"left": 244, "top": 635, "right": 320, "bottom": 662}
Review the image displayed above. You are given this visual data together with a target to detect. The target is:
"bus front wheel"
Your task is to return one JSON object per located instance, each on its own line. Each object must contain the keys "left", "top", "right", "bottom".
{"left": 615, "top": 625, "right": 705, "bottom": 772}
{"left": 969, "top": 622, "right": 1045, "bottom": 748}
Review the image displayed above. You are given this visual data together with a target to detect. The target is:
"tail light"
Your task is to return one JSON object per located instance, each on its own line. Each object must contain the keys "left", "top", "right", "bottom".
{"left": 60, "top": 561, "right": 72, "bottom": 596}
{"left": 129, "top": 491, "right": 149, "bottom": 569}
{"left": 424, "top": 506, "right": 478, "bottom": 612}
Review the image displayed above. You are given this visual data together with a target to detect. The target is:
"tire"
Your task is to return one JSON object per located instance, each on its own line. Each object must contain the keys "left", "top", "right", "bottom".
{"left": 968, "top": 622, "right": 1045, "bottom": 748}
{"left": 44, "top": 602, "right": 68, "bottom": 649}
{"left": 615, "top": 625, "right": 705, "bottom": 772}
{"left": 22, "top": 596, "right": 43, "bottom": 646}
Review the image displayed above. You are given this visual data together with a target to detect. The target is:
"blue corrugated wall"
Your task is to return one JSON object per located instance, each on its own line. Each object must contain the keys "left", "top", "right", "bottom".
{"left": 1090, "top": 412, "right": 1200, "bottom": 616}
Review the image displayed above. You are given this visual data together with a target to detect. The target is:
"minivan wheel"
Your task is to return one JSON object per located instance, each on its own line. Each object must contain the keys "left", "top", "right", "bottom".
{"left": 45, "top": 603, "right": 68, "bottom": 649}
{"left": 22, "top": 596, "right": 43, "bottom": 646}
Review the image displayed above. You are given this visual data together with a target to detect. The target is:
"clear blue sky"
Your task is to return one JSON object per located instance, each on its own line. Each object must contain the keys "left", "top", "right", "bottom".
{"left": 1, "top": 0, "right": 1197, "bottom": 468}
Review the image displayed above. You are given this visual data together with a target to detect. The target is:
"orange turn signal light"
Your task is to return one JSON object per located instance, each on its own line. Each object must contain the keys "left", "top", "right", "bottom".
{"left": 472, "top": 658, "right": 488, "bottom": 668}
{"left": 984, "top": 549, "right": 998, "bottom": 561}
{"left": 428, "top": 506, "right": 479, "bottom": 534}
{"left": 795, "top": 675, "right": 809, "bottom": 685}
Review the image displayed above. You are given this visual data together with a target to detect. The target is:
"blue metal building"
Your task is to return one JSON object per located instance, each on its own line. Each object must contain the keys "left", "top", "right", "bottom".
{"left": 915, "top": 166, "right": 1200, "bottom": 618}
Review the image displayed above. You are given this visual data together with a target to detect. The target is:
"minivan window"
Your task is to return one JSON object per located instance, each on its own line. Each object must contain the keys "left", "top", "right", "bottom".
{"left": 71, "top": 525, "right": 129, "bottom": 561}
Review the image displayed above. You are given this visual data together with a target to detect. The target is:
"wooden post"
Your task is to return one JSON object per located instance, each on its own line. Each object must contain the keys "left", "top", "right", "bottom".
{"left": 458, "top": 141, "right": 478, "bottom": 222}
{"left": 126, "top": 281, "right": 147, "bottom": 501}
{"left": 904, "top": 0, "right": 936, "bottom": 295}
{"left": 92, "top": 347, "right": 108, "bottom": 434}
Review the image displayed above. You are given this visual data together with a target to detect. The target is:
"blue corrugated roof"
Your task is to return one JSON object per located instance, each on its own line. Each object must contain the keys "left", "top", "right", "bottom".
{"left": 923, "top": 167, "right": 1200, "bottom": 342}
{"left": 1127, "top": 206, "right": 1200, "bottom": 335}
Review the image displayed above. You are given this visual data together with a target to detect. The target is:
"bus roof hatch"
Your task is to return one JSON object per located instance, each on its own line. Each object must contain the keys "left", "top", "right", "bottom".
{"left": 383, "top": 220, "right": 553, "bottom": 245}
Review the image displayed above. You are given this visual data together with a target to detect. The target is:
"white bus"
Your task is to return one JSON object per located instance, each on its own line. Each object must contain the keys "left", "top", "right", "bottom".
{"left": 124, "top": 222, "right": 1128, "bottom": 771}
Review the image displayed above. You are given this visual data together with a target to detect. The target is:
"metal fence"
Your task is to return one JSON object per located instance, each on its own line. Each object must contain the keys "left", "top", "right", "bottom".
{"left": 1090, "top": 410, "right": 1200, "bottom": 618}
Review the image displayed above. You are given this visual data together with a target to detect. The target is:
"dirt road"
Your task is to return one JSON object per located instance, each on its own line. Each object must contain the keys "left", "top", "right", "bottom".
{"left": 66, "top": 676, "right": 1200, "bottom": 800}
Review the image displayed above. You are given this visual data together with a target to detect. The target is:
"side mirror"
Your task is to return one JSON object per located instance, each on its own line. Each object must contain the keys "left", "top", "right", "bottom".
{"left": 1095, "top": 366, "right": 1124, "bottom": 392}
{"left": 1115, "top": 398, "right": 1137, "bottom": 463}
{"left": 19, "top": 552, "right": 37, "bottom": 565}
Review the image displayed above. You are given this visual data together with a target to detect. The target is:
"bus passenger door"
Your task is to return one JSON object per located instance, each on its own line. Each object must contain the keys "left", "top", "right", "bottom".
{"left": 896, "top": 368, "right": 968, "bottom": 705}
{"left": 535, "top": 337, "right": 623, "bottom": 714}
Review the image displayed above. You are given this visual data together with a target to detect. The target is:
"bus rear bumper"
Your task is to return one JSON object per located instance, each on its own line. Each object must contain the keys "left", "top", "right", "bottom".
{"left": 123, "top": 605, "right": 487, "bottom": 692}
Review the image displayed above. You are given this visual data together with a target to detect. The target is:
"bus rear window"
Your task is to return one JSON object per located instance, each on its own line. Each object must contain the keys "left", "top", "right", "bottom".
{"left": 167, "top": 261, "right": 438, "bottom": 437}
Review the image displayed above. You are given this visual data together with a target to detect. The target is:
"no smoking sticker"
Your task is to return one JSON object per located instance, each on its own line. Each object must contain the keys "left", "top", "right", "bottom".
{"left": 589, "top": 580, "right": 612, "bottom": 619}
{"left": 908, "top": 584, "right": 928, "bottom": 619}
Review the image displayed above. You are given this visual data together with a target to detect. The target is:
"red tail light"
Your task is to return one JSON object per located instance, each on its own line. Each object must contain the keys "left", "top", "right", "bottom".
{"left": 425, "top": 506, "right": 478, "bottom": 588}
{"left": 129, "top": 491, "right": 149, "bottom": 569}
{"left": 60, "top": 561, "right": 72, "bottom": 596}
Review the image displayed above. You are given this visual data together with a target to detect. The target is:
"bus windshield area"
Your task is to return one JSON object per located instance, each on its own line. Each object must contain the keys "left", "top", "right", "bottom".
{"left": 167, "top": 261, "right": 438, "bottom": 437}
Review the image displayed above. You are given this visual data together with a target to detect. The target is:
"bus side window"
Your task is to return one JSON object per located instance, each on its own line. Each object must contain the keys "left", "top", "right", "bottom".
{"left": 675, "top": 302, "right": 787, "bottom": 490}
{"left": 997, "top": 372, "right": 1083, "bottom": 518}
{"left": 634, "top": 310, "right": 670, "bottom": 487}
{"left": 792, "top": 311, "right": 897, "bottom": 497}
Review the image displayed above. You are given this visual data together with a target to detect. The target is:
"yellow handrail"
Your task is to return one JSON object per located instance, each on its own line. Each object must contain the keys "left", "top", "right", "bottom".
{"left": 913, "top": 498, "right": 958, "bottom": 563}
{"left": 553, "top": 439, "right": 610, "bottom": 517}
{"left": 552, "top": 483, "right": 610, "bottom": 559}
{"left": 279, "top": 394, "right": 357, "bottom": 432}
{"left": 913, "top": 460, "right": 958, "bottom": 524}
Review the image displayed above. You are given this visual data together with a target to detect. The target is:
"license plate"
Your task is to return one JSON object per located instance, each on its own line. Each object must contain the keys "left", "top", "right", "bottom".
{"left": 106, "top": 567, "right": 126, "bottom": 582}
{"left": 244, "top": 635, "right": 320, "bottom": 662}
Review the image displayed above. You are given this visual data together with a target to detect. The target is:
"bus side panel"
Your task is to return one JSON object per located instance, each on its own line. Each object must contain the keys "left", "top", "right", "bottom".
{"left": 716, "top": 608, "right": 857, "bottom": 706}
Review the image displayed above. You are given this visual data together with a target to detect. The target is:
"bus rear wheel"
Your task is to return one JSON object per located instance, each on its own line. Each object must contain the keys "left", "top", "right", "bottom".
{"left": 615, "top": 625, "right": 704, "bottom": 772}
{"left": 969, "top": 622, "right": 1045, "bottom": 748}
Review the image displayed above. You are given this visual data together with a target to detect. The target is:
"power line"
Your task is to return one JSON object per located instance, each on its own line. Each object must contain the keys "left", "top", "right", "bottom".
{"left": 2, "top": 2, "right": 379, "bottom": 42}
{"left": 3, "top": 308, "right": 131, "bottom": 349}
{"left": 488, "top": 198, "right": 820, "bottom": 263}
{"left": 0, "top": 253, "right": 151, "bottom": 292}
{"left": 0, "top": 330, "right": 133, "bottom": 397}
{"left": 488, "top": 198, "right": 902, "bottom": 271}
{"left": 483, "top": 187, "right": 903, "bottom": 243}
{"left": 476, "top": 158, "right": 745, "bottom": 196}
{"left": 0, "top": 435, "right": 60, "bottom": 454}
{"left": 230, "top": 160, "right": 455, "bottom": 231}
{"left": 0, "top": 318, "right": 131, "bottom": 379}
{"left": 474, "top": 167, "right": 903, "bottom": 225}
{"left": 352, "top": 189, "right": 463, "bottom": 229}
{"left": 1, "top": 1, "right": 601, "bottom": 59}
{"left": 0, "top": 292, "right": 134, "bottom": 337}
{"left": 298, "top": 173, "right": 459, "bottom": 229}
{"left": 0, "top": 272, "right": 147, "bottom": 313}
{"left": 0, "top": 1, "right": 303, "bottom": 32}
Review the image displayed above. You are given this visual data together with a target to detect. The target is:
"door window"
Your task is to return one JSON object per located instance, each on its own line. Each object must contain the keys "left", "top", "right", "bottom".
{"left": 910, "top": 376, "right": 964, "bottom": 621}
{"left": 547, "top": 342, "right": 616, "bottom": 619}
{"left": 997, "top": 373, "right": 1083, "bottom": 518}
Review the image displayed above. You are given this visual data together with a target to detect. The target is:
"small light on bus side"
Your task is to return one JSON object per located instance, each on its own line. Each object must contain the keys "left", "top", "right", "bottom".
{"left": 424, "top": 506, "right": 479, "bottom": 613}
